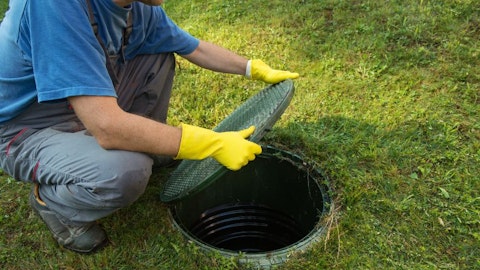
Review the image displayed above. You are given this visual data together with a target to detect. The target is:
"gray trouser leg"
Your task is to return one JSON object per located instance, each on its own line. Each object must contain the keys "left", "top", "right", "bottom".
{"left": 0, "top": 53, "right": 175, "bottom": 224}
{"left": 1, "top": 126, "right": 152, "bottom": 224}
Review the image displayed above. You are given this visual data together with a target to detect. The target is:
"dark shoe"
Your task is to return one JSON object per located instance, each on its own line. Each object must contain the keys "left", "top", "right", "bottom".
{"left": 29, "top": 185, "right": 108, "bottom": 254}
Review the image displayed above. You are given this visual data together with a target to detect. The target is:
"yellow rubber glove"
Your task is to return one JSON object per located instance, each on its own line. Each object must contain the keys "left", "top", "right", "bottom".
{"left": 248, "top": 59, "right": 300, "bottom": 84}
{"left": 175, "top": 124, "right": 262, "bottom": 171}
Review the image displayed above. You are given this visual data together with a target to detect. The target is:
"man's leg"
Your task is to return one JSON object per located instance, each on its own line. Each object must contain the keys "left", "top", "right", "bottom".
{"left": 0, "top": 109, "right": 153, "bottom": 252}
{"left": 0, "top": 100, "right": 153, "bottom": 222}
{"left": 29, "top": 128, "right": 153, "bottom": 224}
{"left": 115, "top": 53, "right": 176, "bottom": 123}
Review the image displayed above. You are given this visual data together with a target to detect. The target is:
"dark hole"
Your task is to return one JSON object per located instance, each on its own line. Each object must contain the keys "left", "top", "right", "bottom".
{"left": 190, "top": 202, "right": 305, "bottom": 253}
{"left": 170, "top": 146, "right": 331, "bottom": 257}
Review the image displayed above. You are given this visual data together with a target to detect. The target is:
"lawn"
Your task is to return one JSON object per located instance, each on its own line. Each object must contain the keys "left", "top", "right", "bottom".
{"left": 1, "top": 0, "right": 479, "bottom": 269}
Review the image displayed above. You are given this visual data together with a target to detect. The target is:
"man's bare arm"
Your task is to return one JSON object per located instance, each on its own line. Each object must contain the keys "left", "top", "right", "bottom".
{"left": 68, "top": 95, "right": 181, "bottom": 156}
{"left": 68, "top": 95, "right": 262, "bottom": 170}
{"left": 181, "top": 40, "right": 248, "bottom": 75}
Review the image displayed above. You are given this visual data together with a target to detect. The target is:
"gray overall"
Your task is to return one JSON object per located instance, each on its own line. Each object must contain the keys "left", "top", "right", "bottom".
{"left": 0, "top": 1, "right": 175, "bottom": 225}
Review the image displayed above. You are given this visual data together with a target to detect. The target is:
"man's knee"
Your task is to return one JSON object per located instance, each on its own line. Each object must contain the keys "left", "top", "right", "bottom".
{"left": 110, "top": 167, "right": 151, "bottom": 206}
{"left": 94, "top": 152, "right": 153, "bottom": 207}
{"left": 39, "top": 162, "right": 152, "bottom": 224}
{"left": 56, "top": 150, "right": 155, "bottom": 210}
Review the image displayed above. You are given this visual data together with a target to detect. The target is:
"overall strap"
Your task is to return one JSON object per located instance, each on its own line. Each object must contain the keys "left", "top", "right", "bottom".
{"left": 85, "top": 0, "right": 133, "bottom": 86}
{"left": 121, "top": 11, "right": 133, "bottom": 63}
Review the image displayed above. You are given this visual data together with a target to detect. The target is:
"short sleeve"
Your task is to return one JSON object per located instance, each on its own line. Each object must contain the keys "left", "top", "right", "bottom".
{"left": 126, "top": 4, "right": 200, "bottom": 58}
{"left": 27, "top": 0, "right": 116, "bottom": 102}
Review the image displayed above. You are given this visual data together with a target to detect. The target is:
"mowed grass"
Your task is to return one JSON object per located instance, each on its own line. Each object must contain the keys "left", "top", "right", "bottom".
{"left": 1, "top": 0, "right": 479, "bottom": 269}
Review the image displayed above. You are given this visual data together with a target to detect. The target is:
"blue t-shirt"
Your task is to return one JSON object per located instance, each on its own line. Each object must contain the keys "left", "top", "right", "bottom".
{"left": 0, "top": 0, "right": 199, "bottom": 123}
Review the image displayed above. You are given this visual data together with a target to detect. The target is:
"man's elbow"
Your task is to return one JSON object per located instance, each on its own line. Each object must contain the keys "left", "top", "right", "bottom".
{"left": 88, "top": 122, "right": 118, "bottom": 150}
{"left": 95, "top": 134, "right": 116, "bottom": 149}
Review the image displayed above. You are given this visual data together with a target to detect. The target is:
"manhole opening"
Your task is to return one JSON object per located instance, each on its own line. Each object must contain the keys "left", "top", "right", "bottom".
{"left": 189, "top": 202, "right": 305, "bottom": 253}
{"left": 170, "top": 146, "right": 331, "bottom": 260}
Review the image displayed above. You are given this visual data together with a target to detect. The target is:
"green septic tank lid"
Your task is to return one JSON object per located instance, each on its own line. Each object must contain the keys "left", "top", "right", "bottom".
{"left": 160, "top": 79, "right": 295, "bottom": 203}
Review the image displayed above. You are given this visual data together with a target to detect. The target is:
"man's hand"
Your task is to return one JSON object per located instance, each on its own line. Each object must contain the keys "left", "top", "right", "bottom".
{"left": 249, "top": 59, "right": 299, "bottom": 84}
{"left": 175, "top": 124, "right": 262, "bottom": 171}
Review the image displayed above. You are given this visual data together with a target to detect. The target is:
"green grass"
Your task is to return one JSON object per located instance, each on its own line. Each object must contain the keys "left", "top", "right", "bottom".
{"left": 1, "top": 0, "right": 479, "bottom": 269}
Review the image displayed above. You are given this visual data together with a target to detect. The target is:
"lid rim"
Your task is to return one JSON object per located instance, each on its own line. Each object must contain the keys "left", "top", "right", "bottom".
{"left": 161, "top": 80, "right": 295, "bottom": 203}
